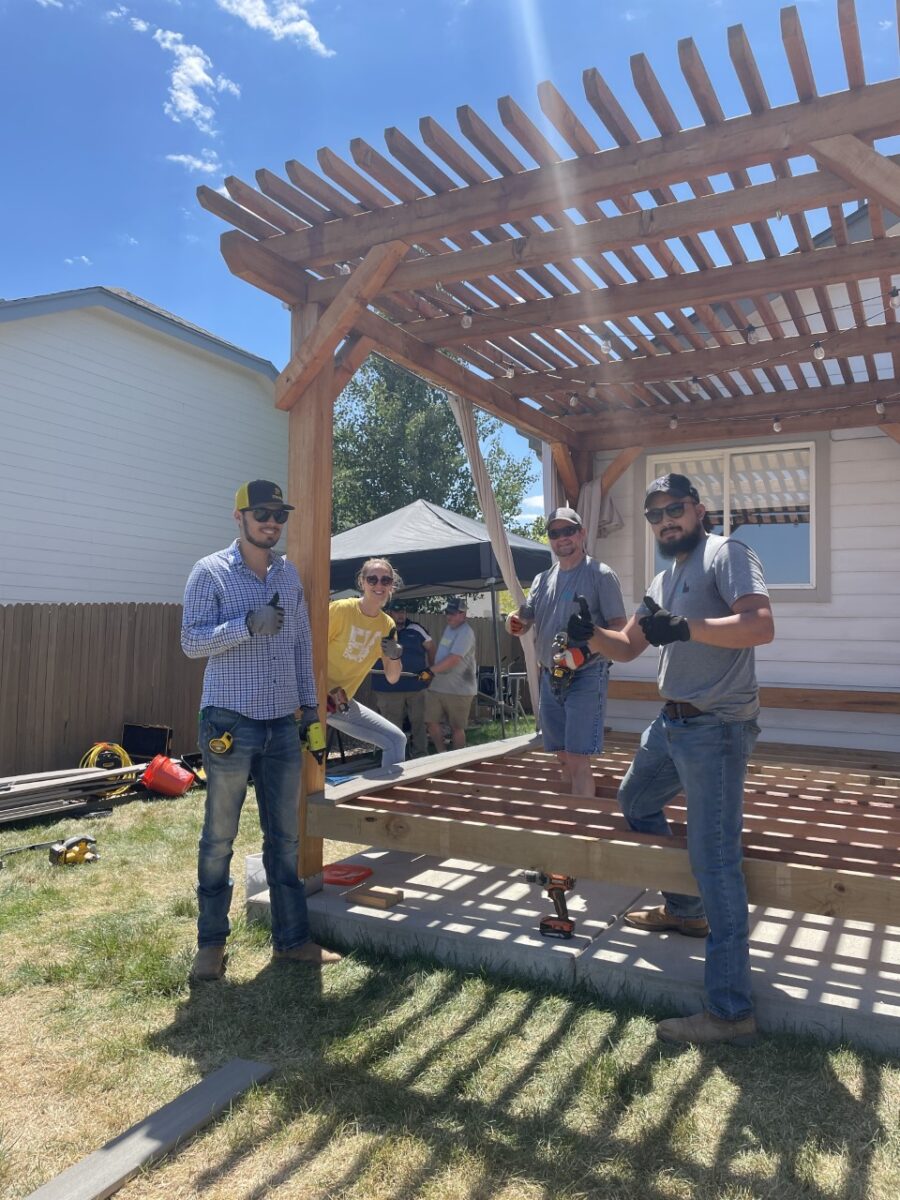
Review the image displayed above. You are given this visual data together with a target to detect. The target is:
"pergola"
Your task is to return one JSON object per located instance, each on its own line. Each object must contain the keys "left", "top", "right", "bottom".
{"left": 198, "top": 2, "right": 900, "bottom": 915}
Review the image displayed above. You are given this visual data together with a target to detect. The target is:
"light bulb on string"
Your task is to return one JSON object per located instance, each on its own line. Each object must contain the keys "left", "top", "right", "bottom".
{"left": 689, "top": 376, "right": 702, "bottom": 395}
{"left": 336, "top": 262, "right": 352, "bottom": 276}
{"left": 812, "top": 341, "right": 826, "bottom": 361}
{"left": 599, "top": 336, "right": 612, "bottom": 355}
{"left": 587, "top": 384, "right": 598, "bottom": 399}
{"left": 745, "top": 324, "right": 759, "bottom": 345}
{"left": 502, "top": 362, "right": 515, "bottom": 379}
{"left": 460, "top": 310, "right": 474, "bottom": 330}
{"left": 890, "top": 287, "right": 900, "bottom": 311}
{"left": 772, "top": 418, "right": 783, "bottom": 433}
{"left": 668, "top": 414, "right": 679, "bottom": 430}
{"left": 568, "top": 393, "right": 579, "bottom": 408}
{"left": 875, "top": 399, "right": 886, "bottom": 416}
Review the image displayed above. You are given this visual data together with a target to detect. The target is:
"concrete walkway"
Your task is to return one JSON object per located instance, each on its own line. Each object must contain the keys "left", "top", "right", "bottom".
{"left": 246, "top": 849, "right": 900, "bottom": 1056}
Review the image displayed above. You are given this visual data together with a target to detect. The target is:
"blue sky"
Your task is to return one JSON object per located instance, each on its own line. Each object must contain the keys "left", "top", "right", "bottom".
{"left": 3, "top": 0, "right": 898, "bottom": 512}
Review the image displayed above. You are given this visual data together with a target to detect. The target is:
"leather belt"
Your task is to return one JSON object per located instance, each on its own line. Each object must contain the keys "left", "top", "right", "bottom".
{"left": 663, "top": 700, "right": 704, "bottom": 720}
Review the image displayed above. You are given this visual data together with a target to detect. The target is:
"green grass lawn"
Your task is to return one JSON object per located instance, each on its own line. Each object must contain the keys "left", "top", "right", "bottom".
{"left": 0, "top": 783, "right": 898, "bottom": 1200}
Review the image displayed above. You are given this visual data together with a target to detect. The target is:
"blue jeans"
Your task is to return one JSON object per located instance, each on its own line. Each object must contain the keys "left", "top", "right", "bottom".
{"left": 618, "top": 711, "right": 760, "bottom": 1021}
{"left": 197, "top": 706, "right": 309, "bottom": 952}
{"left": 539, "top": 663, "right": 609, "bottom": 756}
{"left": 327, "top": 699, "right": 408, "bottom": 769}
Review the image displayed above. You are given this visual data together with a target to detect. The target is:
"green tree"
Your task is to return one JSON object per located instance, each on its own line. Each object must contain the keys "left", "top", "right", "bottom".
{"left": 332, "top": 355, "right": 537, "bottom": 533}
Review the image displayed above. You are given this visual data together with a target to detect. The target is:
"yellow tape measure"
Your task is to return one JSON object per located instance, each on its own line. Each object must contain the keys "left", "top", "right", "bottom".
{"left": 208, "top": 732, "right": 233, "bottom": 755}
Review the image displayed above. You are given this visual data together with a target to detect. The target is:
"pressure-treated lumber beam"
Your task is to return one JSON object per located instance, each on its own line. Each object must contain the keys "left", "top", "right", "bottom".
{"left": 220, "top": 229, "right": 312, "bottom": 304}
{"left": 550, "top": 442, "right": 581, "bottom": 504}
{"left": 351, "top": 308, "right": 573, "bottom": 445}
{"left": 263, "top": 79, "right": 900, "bottom": 269}
{"left": 296, "top": 162, "right": 877, "bottom": 307}
{"left": 577, "top": 384, "right": 899, "bottom": 449}
{"left": 275, "top": 240, "right": 407, "bottom": 411}
{"left": 809, "top": 135, "right": 900, "bottom": 214}
{"left": 883, "top": 424, "right": 900, "bottom": 444}
{"left": 600, "top": 447, "right": 643, "bottom": 494}
{"left": 405, "top": 237, "right": 900, "bottom": 346}
{"left": 334, "top": 333, "right": 374, "bottom": 392}
{"left": 505, "top": 320, "right": 900, "bottom": 398}
{"left": 608, "top": 679, "right": 900, "bottom": 715}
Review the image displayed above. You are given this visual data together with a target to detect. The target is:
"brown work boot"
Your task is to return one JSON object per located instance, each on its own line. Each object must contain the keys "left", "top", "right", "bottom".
{"left": 191, "top": 944, "right": 227, "bottom": 981}
{"left": 273, "top": 942, "right": 342, "bottom": 966}
{"left": 624, "top": 904, "right": 710, "bottom": 938}
{"left": 657, "top": 1010, "right": 758, "bottom": 1047}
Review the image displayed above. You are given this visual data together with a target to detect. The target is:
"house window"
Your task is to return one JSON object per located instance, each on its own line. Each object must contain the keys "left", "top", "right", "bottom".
{"left": 646, "top": 442, "right": 815, "bottom": 588}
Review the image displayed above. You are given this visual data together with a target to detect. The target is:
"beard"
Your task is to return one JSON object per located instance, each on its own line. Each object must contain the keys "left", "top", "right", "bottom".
{"left": 658, "top": 524, "right": 703, "bottom": 559}
{"left": 240, "top": 514, "right": 281, "bottom": 550}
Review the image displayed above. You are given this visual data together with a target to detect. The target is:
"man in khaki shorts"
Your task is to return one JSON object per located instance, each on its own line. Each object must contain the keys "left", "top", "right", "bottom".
{"left": 425, "top": 597, "right": 477, "bottom": 751}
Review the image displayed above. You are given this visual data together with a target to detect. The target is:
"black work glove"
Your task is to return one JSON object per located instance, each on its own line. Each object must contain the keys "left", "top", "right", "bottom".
{"left": 246, "top": 592, "right": 284, "bottom": 636}
{"left": 566, "top": 595, "right": 595, "bottom": 644}
{"left": 639, "top": 596, "right": 691, "bottom": 646}
{"left": 296, "top": 705, "right": 319, "bottom": 738}
{"left": 380, "top": 630, "right": 403, "bottom": 660}
{"left": 417, "top": 668, "right": 434, "bottom": 686}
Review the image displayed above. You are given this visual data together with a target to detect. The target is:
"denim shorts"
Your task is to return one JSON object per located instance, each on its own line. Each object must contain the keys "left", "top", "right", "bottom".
{"left": 539, "top": 663, "right": 609, "bottom": 756}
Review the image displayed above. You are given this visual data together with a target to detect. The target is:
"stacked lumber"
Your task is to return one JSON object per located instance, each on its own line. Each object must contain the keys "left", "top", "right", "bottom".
{"left": 0, "top": 764, "right": 143, "bottom": 825}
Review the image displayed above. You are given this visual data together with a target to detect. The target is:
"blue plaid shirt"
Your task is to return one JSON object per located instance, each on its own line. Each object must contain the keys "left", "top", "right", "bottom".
{"left": 182, "top": 540, "right": 317, "bottom": 719}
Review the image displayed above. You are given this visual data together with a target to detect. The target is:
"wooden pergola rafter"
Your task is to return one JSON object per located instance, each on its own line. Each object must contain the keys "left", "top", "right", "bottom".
{"left": 199, "top": 0, "right": 900, "bottom": 879}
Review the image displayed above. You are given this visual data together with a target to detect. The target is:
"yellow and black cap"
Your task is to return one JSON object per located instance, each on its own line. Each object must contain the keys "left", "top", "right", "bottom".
{"left": 235, "top": 480, "right": 294, "bottom": 511}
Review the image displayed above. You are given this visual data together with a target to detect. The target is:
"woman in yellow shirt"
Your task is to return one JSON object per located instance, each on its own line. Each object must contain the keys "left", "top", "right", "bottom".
{"left": 327, "top": 557, "right": 409, "bottom": 768}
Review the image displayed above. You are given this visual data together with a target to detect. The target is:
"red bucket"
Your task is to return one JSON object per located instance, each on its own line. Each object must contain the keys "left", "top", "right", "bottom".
{"left": 142, "top": 755, "right": 194, "bottom": 797}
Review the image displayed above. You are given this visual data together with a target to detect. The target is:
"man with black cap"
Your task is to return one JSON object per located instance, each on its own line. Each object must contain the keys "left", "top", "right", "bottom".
{"left": 181, "top": 480, "right": 340, "bottom": 981}
{"left": 371, "top": 600, "right": 435, "bottom": 758}
{"left": 573, "top": 473, "right": 774, "bottom": 1046}
{"left": 425, "top": 597, "right": 478, "bottom": 750}
{"left": 506, "top": 506, "right": 626, "bottom": 797}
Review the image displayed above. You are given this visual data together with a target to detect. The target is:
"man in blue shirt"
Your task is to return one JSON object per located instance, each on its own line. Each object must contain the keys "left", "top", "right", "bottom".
{"left": 371, "top": 601, "right": 435, "bottom": 759}
{"left": 182, "top": 479, "right": 340, "bottom": 981}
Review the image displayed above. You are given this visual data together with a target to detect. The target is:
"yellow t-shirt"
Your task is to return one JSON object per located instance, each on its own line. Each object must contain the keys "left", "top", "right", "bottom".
{"left": 327, "top": 598, "right": 396, "bottom": 699}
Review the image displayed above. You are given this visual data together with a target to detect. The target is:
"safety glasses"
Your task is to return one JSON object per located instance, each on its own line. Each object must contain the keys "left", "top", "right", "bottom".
{"left": 547, "top": 525, "right": 580, "bottom": 540}
{"left": 644, "top": 500, "right": 692, "bottom": 525}
{"left": 365, "top": 574, "right": 395, "bottom": 587}
{"left": 245, "top": 507, "right": 291, "bottom": 524}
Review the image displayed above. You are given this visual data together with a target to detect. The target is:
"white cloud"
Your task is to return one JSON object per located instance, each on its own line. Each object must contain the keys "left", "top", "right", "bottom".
{"left": 153, "top": 29, "right": 240, "bottom": 134}
{"left": 520, "top": 494, "right": 545, "bottom": 513}
{"left": 878, "top": 19, "right": 894, "bottom": 32}
{"left": 622, "top": 9, "right": 646, "bottom": 21}
{"left": 215, "top": 1, "right": 334, "bottom": 56}
{"left": 165, "top": 149, "right": 222, "bottom": 174}
{"left": 35, "top": 0, "right": 64, "bottom": 8}
{"left": 64, "top": 255, "right": 93, "bottom": 266}
{"left": 131, "top": 17, "right": 150, "bottom": 32}
{"left": 117, "top": 234, "right": 139, "bottom": 246}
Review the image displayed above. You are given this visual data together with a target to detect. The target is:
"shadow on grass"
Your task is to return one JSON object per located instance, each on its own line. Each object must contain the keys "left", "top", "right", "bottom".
{"left": 148, "top": 944, "right": 898, "bottom": 1200}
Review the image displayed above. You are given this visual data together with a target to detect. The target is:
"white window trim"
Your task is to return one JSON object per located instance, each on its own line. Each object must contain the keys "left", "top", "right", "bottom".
{"left": 630, "top": 432, "right": 831, "bottom": 605}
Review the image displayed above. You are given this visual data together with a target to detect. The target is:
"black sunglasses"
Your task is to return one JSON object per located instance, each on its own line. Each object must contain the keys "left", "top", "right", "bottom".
{"left": 548, "top": 525, "right": 580, "bottom": 540}
{"left": 244, "top": 506, "right": 291, "bottom": 523}
{"left": 644, "top": 500, "right": 693, "bottom": 525}
{"left": 365, "top": 574, "right": 395, "bottom": 586}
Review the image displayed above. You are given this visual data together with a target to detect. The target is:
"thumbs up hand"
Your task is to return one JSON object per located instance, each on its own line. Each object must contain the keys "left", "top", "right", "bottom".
{"left": 565, "top": 595, "right": 595, "bottom": 644}
{"left": 639, "top": 595, "right": 690, "bottom": 646}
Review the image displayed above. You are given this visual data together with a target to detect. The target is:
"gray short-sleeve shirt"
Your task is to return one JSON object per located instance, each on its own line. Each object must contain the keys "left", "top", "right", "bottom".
{"left": 526, "top": 556, "right": 626, "bottom": 669}
{"left": 639, "top": 534, "right": 769, "bottom": 721}
{"left": 430, "top": 620, "right": 478, "bottom": 696}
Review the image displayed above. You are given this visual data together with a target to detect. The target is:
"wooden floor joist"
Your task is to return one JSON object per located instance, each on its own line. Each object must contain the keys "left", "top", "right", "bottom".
{"left": 310, "top": 735, "right": 900, "bottom": 926}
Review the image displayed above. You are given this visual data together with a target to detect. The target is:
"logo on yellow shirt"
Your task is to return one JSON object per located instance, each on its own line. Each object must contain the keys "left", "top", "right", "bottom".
{"left": 343, "top": 625, "right": 380, "bottom": 663}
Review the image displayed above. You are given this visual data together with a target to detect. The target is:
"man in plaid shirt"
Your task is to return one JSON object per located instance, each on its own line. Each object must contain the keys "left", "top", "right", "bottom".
{"left": 182, "top": 480, "right": 340, "bottom": 980}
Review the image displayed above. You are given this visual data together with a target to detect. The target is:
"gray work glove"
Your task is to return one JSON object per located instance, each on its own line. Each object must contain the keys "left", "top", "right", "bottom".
{"left": 246, "top": 593, "right": 284, "bottom": 637}
{"left": 380, "top": 630, "right": 403, "bottom": 660}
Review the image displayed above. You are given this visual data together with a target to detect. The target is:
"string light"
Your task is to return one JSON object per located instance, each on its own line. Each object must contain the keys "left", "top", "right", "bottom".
{"left": 689, "top": 376, "right": 702, "bottom": 395}
{"left": 745, "top": 323, "right": 759, "bottom": 345}
{"left": 875, "top": 399, "right": 886, "bottom": 415}
{"left": 460, "top": 309, "right": 474, "bottom": 330}
{"left": 336, "top": 262, "right": 352, "bottom": 276}
{"left": 502, "top": 362, "right": 515, "bottom": 379}
{"left": 772, "top": 417, "right": 783, "bottom": 433}
{"left": 812, "top": 341, "right": 826, "bottom": 361}
{"left": 587, "top": 384, "right": 598, "bottom": 399}
{"left": 599, "top": 337, "right": 612, "bottom": 355}
{"left": 568, "top": 393, "right": 579, "bottom": 408}
{"left": 668, "top": 414, "right": 679, "bottom": 430}
{"left": 891, "top": 287, "right": 900, "bottom": 311}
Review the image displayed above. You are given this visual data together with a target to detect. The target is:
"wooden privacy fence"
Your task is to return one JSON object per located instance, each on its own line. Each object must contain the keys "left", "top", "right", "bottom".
{"left": 0, "top": 605, "right": 519, "bottom": 777}
{"left": 0, "top": 604, "right": 205, "bottom": 777}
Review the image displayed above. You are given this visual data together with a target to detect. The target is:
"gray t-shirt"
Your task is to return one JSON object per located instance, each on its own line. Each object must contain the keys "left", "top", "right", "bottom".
{"left": 639, "top": 534, "right": 769, "bottom": 721}
{"left": 430, "top": 620, "right": 478, "bottom": 696}
{"left": 526, "top": 556, "right": 626, "bottom": 670}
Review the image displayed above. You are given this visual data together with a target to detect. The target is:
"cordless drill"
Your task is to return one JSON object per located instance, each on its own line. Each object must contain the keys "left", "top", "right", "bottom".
{"left": 523, "top": 869, "right": 576, "bottom": 939}
{"left": 299, "top": 719, "right": 327, "bottom": 764}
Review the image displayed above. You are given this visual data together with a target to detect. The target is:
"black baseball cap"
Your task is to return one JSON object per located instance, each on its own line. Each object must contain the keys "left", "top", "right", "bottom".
{"left": 546, "top": 506, "right": 583, "bottom": 527}
{"left": 235, "top": 480, "right": 294, "bottom": 510}
{"left": 444, "top": 597, "right": 468, "bottom": 613}
{"left": 645, "top": 473, "right": 700, "bottom": 505}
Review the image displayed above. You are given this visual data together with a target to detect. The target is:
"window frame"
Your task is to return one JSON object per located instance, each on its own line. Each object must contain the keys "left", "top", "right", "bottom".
{"left": 630, "top": 432, "right": 831, "bottom": 605}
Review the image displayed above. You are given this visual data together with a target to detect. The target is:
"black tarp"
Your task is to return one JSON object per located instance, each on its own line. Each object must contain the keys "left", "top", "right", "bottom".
{"left": 330, "top": 499, "right": 551, "bottom": 596}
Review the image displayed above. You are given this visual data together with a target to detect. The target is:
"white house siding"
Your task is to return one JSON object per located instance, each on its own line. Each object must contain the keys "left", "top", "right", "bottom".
{"left": 0, "top": 307, "right": 287, "bottom": 602}
{"left": 590, "top": 430, "right": 900, "bottom": 752}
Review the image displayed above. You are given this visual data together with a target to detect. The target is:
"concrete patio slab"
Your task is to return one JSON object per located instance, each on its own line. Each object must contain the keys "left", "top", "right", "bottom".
{"left": 246, "top": 857, "right": 900, "bottom": 1054}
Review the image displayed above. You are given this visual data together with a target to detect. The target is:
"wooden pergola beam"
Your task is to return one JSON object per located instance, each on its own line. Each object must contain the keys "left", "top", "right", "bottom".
{"left": 810, "top": 135, "right": 900, "bottom": 214}
{"left": 266, "top": 79, "right": 900, "bottom": 269}
{"left": 550, "top": 442, "right": 581, "bottom": 504}
{"left": 219, "top": 230, "right": 311, "bottom": 305}
{"left": 274, "top": 240, "right": 407, "bottom": 412}
{"left": 295, "top": 162, "right": 875, "bottom": 307}
{"left": 406, "top": 237, "right": 900, "bottom": 346}
{"left": 600, "top": 447, "right": 643, "bottom": 493}
{"left": 351, "top": 308, "right": 573, "bottom": 445}
{"left": 504, "top": 320, "right": 900, "bottom": 397}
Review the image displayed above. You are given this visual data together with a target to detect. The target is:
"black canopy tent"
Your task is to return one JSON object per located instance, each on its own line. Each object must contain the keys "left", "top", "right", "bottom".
{"left": 330, "top": 500, "right": 552, "bottom": 736}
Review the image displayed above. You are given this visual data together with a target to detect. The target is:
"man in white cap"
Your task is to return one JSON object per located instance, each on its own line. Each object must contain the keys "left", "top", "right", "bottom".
{"left": 507, "top": 506, "right": 626, "bottom": 797}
